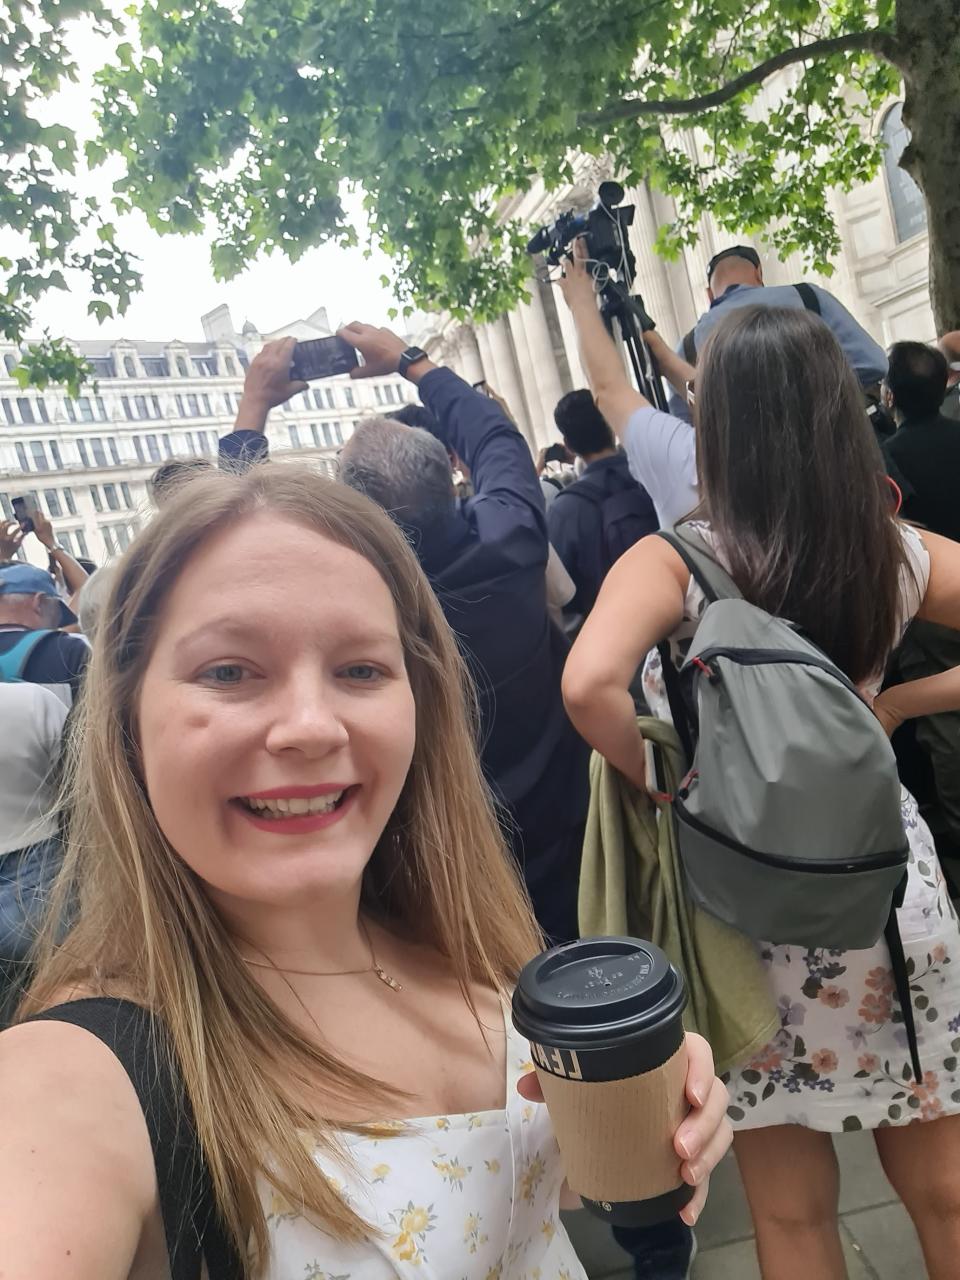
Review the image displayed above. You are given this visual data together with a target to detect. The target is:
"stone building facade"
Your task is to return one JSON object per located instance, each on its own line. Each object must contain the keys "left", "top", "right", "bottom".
{"left": 1, "top": 304, "right": 416, "bottom": 565}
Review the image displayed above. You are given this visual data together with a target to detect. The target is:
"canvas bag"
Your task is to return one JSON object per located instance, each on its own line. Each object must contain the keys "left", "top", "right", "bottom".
{"left": 657, "top": 524, "right": 922, "bottom": 1080}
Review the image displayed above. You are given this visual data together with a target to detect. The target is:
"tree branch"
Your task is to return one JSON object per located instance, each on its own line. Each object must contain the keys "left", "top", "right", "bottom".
{"left": 581, "top": 28, "right": 897, "bottom": 129}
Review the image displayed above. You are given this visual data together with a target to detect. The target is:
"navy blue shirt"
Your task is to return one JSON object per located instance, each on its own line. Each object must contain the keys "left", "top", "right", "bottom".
{"left": 883, "top": 413, "right": 960, "bottom": 542}
{"left": 414, "top": 369, "right": 590, "bottom": 852}
{"left": 547, "top": 452, "right": 655, "bottom": 617}
{"left": 0, "top": 627, "right": 90, "bottom": 704}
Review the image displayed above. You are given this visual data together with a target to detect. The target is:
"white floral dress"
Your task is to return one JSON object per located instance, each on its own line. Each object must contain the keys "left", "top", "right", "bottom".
{"left": 644, "top": 522, "right": 960, "bottom": 1133}
{"left": 259, "top": 1005, "right": 586, "bottom": 1279}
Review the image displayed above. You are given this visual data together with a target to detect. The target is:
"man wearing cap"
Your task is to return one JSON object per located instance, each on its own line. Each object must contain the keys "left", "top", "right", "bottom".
{"left": 0, "top": 562, "right": 90, "bottom": 705}
{"left": 667, "top": 245, "right": 888, "bottom": 422}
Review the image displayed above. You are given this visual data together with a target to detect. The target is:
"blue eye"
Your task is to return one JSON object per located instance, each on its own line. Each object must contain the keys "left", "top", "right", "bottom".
{"left": 201, "top": 663, "right": 247, "bottom": 685}
{"left": 342, "top": 664, "right": 382, "bottom": 681}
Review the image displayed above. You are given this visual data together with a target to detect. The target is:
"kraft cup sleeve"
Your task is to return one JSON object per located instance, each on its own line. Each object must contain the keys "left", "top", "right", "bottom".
{"left": 535, "top": 1041, "right": 690, "bottom": 1204}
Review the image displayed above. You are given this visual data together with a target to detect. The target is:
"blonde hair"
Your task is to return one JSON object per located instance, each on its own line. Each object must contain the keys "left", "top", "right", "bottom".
{"left": 22, "top": 464, "right": 542, "bottom": 1270}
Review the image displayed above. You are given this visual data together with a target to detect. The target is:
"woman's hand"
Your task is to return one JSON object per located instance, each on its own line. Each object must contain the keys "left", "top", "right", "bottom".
{"left": 556, "top": 237, "right": 598, "bottom": 312}
{"left": 518, "top": 1031, "right": 732, "bottom": 1226}
{"left": 673, "top": 1032, "right": 732, "bottom": 1224}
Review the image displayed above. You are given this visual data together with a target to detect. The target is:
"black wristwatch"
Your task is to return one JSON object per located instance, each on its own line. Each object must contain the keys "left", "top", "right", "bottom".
{"left": 397, "top": 346, "right": 429, "bottom": 379}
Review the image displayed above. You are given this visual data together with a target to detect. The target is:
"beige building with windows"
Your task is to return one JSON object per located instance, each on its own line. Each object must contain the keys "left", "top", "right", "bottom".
{"left": 420, "top": 94, "right": 933, "bottom": 452}
{"left": 1, "top": 305, "right": 416, "bottom": 564}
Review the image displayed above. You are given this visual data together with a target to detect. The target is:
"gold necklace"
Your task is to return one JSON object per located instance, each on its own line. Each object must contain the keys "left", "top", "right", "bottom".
{"left": 240, "top": 919, "right": 403, "bottom": 992}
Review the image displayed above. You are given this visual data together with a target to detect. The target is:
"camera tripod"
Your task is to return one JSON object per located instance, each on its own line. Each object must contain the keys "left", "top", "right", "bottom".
{"left": 597, "top": 273, "right": 669, "bottom": 412}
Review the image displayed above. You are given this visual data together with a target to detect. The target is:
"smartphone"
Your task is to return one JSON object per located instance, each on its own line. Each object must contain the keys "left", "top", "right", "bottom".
{"left": 290, "top": 337, "right": 359, "bottom": 382}
{"left": 11, "top": 496, "right": 34, "bottom": 534}
{"left": 544, "top": 443, "right": 569, "bottom": 465}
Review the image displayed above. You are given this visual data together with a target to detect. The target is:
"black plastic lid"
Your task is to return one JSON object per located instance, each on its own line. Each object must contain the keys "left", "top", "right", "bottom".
{"left": 512, "top": 936, "right": 686, "bottom": 1053}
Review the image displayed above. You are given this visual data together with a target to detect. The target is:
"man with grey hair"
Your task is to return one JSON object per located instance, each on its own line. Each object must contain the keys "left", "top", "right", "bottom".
{"left": 337, "top": 322, "right": 590, "bottom": 945}
{"left": 340, "top": 416, "right": 455, "bottom": 533}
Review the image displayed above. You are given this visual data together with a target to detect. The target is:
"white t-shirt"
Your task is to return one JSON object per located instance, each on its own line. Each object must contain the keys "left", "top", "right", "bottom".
{"left": 0, "top": 684, "right": 68, "bottom": 856}
{"left": 623, "top": 404, "right": 699, "bottom": 529}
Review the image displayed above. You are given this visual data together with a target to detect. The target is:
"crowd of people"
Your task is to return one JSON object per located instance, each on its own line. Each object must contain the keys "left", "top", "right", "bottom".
{"left": 0, "top": 236, "right": 959, "bottom": 1280}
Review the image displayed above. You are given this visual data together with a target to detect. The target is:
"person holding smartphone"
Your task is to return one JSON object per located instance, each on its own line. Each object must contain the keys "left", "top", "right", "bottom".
{"left": 0, "top": 516, "right": 90, "bottom": 704}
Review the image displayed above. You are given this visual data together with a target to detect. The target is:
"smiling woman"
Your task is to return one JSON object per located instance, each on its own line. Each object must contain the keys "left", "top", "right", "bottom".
{"left": 0, "top": 463, "right": 729, "bottom": 1280}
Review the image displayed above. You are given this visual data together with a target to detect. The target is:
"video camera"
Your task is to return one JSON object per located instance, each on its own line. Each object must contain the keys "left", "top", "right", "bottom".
{"left": 526, "top": 179, "right": 667, "bottom": 411}
{"left": 526, "top": 180, "right": 636, "bottom": 276}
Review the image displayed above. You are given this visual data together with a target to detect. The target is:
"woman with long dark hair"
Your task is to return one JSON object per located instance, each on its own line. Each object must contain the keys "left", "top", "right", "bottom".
{"left": 563, "top": 300, "right": 960, "bottom": 1280}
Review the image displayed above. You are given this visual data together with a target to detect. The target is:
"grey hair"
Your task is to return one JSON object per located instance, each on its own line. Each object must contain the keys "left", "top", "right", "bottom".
{"left": 339, "top": 416, "right": 454, "bottom": 531}
{"left": 0, "top": 591, "right": 59, "bottom": 625}
{"left": 76, "top": 565, "right": 114, "bottom": 640}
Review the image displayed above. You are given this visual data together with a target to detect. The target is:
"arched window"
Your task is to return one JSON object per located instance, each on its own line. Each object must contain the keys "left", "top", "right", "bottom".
{"left": 3, "top": 354, "right": 15, "bottom": 375}
{"left": 882, "top": 103, "right": 928, "bottom": 244}
{"left": 176, "top": 356, "right": 188, "bottom": 376}
{"left": 124, "top": 355, "right": 136, "bottom": 377}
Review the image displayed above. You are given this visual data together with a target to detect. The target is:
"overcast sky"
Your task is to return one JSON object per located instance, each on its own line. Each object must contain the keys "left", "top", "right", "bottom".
{"left": 12, "top": 17, "right": 404, "bottom": 343}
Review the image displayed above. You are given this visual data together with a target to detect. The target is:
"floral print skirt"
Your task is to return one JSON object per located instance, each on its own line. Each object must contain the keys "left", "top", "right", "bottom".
{"left": 725, "top": 790, "right": 960, "bottom": 1133}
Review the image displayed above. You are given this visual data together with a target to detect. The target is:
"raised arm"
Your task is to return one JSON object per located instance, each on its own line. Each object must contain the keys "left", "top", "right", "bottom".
{"left": 559, "top": 239, "right": 650, "bottom": 435}
{"left": 338, "top": 322, "right": 547, "bottom": 532}
{"left": 30, "top": 508, "right": 88, "bottom": 597}
{"left": 220, "top": 338, "right": 308, "bottom": 470}
{"left": 874, "top": 531, "right": 960, "bottom": 733}
{"left": 562, "top": 534, "right": 689, "bottom": 787}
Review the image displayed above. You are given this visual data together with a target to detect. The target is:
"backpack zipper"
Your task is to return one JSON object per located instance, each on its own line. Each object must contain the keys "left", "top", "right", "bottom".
{"left": 692, "top": 646, "right": 864, "bottom": 701}
{"left": 675, "top": 796, "right": 908, "bottom": 873}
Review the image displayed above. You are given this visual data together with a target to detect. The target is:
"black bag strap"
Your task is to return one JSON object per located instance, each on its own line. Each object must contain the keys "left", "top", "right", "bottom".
{"left": 656, "top": 525, "right": 741, "bottom": 766}
{"left": 884, "top": 892, "right": 924, "bottom": 1085}
{"left": 28, "top": 997, "right": 243, "bottom": 1280}
{"left": 657, "top": 639, "right": 695, "bottom": 766}
{"left": 682, "top": 328, "right": 698, "bottom": 365}
{"left": 793, "top": 282, "right": 822, "bottom": 315}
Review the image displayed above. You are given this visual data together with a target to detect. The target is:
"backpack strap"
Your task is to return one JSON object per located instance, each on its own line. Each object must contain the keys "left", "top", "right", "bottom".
{"left": 682, "top": 328, "right": 698, "bottom": 365}
{"left": 559, "top": 476, "right": 605, "bottom": 507}
{"left": 655, "top": 526, "right": 742, "bottom": 767}
{"left": 657, "top": 525, "right": 742, "bottom": 603}
{"left": 0, "top": 629, "right": 55, "bottom": 682}
{"left": 884, "top": 890, "right": 924, "bottom": 1084}
{"left": 27, "top": 997, "right": 243, "bottom": 1280}
{"left": 793, "top": 283, "right": 822, "bottom": 315}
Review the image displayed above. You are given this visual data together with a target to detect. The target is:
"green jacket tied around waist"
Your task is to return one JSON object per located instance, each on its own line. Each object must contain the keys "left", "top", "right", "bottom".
{"left": 578, "top": 716, "right": 780, "bottom": 1075}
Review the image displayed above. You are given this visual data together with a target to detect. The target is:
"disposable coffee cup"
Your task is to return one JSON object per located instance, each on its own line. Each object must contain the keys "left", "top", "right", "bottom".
{"left": 512, "top": 936, "right": 693, "bottom": 1228}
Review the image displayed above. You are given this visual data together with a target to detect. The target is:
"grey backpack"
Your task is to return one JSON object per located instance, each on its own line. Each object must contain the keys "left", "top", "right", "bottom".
{"left": 658, "top": 524, "right": 921, "bottom": 1080}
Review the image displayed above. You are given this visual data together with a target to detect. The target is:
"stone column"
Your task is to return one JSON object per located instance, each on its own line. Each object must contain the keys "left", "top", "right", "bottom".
{"left": 456, "top": 327, "right": 485, "bottom": 384}
{"left": 481, "top": 318, "right": 532, "bottom": 441}
{"left": 553, "top": 289, "right": 587, "bottom": 388}
{"left": 622, "top": 182, "right": 688, "bottom": 342}
{"left": 506, "top": 308, "right": 547, "bottom": 450}
{"left": 509, "top": 286, "right": 565, "bottom": 449}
